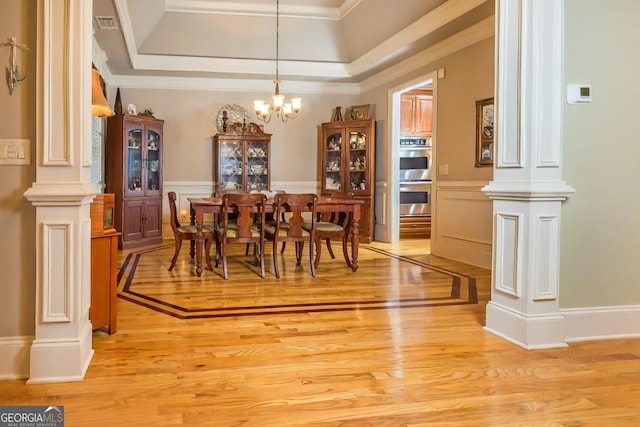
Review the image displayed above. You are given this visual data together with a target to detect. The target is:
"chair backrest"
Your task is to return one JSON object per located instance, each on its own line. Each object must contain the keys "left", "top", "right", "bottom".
{"left": 273, "top": 193, "right": 318, "bottom": 240}
{"left": 167, "top": 191, "right": 182, "bottom": 233}
{"left": 221, "top": 193, "right": 267, "bottom": 240}
{"left": 320, "top": 191, "right": 353, "bottom": 227}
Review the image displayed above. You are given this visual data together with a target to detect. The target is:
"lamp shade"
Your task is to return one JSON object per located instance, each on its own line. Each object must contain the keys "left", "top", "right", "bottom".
{"left": 91, "top": 68, "right": 115, "bottom": 117}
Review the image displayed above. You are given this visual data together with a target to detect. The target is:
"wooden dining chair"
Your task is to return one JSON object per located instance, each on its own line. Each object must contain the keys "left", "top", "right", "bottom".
{"left": 214, "top": 192, "right": 267, "bottom": 279}
{"left": 303, "top": 191, "right": 353, "bottom": 268}
{"left": 264, "top": 193, "right": 318, "bottom": 278}
{"left": 168, "top": 191, "right": 214, "bottom": 271}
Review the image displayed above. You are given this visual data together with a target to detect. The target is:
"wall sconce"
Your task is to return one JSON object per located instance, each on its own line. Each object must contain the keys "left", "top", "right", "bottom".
{"left": 1, "top": 37, "right": 29, "bottom": 95}
{"left": 91, "top": 68, "right": 114, "bottom": 117}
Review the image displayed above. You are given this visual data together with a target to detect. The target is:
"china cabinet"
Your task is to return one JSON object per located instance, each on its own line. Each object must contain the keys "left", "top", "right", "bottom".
{"left": 401, "top": 89, "right": 432, "bottom": 138}
{"left": 213, "top": 121, "right": 271, "bottom": 192}
{"left": 106, "top": 114, "right": 164, "bottom": 249}
{"left": 320, "top": 118, "right": 375, "bottom": 242}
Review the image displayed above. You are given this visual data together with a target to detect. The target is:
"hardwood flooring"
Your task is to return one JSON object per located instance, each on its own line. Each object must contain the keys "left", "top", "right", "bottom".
{"left": 1, "top": 238, "right": 640, "bottom": 426}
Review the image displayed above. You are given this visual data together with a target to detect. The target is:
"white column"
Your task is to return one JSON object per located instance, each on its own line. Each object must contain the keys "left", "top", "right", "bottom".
{"left": 23, "top": 0, "right": 97, "bottom": 383}
{"left": 482, "top": 0, "right": 575, "bottom": 349}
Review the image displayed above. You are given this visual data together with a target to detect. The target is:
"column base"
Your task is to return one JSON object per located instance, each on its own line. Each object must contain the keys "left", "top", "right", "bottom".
{"left": 27, "top": 322, "right": 94, "bottom": 384}
{"left": 484, "top": 301, "right": 568, "bottom": 350}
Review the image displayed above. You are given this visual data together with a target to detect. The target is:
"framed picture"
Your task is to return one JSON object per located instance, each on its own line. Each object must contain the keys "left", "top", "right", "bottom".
{"left": 348, "top": 104, "right": 370, "bottom": 120}
{"left": 475, "top": 97, "right": 494, "bottom": 167}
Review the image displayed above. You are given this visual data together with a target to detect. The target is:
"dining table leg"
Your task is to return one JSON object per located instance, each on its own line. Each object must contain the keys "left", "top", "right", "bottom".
{"left": 195, "top": 208, "right": 204, "bottom": 277}
{"left": 350, "top": 204, "right": 360, "bottom": 272}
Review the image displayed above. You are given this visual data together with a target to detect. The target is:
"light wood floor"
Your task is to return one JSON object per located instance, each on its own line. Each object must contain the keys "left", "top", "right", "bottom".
{"left": 2, "top": 238, "right": 640, "bottom": 426}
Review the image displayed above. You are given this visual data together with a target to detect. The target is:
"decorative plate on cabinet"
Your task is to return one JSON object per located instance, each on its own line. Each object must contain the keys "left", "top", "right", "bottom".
{"left": 216, "top": 104, "right": 249, "bottom": 133}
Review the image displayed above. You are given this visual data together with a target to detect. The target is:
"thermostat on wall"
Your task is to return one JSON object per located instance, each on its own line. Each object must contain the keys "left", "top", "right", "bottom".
{"left": 567, "top": 84, "right": 591, "bottom": 104}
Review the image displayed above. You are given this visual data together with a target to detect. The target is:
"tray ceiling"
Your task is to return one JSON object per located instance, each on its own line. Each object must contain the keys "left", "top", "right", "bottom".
{"left": 93, "top": 0, "right": 494, "bottom": 83}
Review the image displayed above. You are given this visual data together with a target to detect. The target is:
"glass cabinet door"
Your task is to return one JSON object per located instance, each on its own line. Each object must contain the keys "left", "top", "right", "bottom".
{"left": 219, "top": 140, "right": 244, "bottom": 190}
{"left": 347, "top": 130, "right": 368, "bottom": 192}
{"left": 325, "top": 132, "right": 342, "bottom": 191}
{"left": 126, "top": 128, "right": 143, "bottom": 195}
{"left": 246, "top": 141, "right": 269, "bottom": 190}
{"left": 146, "top": 129, "right": 161, "bottom": 194}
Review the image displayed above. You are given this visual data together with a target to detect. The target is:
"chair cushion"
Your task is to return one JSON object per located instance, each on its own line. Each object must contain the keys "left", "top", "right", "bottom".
{"left": 224, "top": 227, "right": 261, "bottom": 238}
{"left": 264, "top": 223, "right": 309, "bottom": 237}
{"left": 303, "top": 221, "right": 343, "bottom": 232}
{"left": 178, "top": 224, "right": 214, "bottom": 234}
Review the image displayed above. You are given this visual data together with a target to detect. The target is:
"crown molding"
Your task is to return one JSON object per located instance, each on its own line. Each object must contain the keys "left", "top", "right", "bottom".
{"left": 164, "top": 0, "right": 363, "bottom": 20}
{"left": 108, "top": 74, "right": 360, "bottom": 95}
{"left": 130, "top": 54, "right": 351, "bottom": 79}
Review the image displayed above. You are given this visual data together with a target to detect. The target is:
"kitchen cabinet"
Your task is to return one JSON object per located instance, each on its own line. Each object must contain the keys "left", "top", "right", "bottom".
{"left": 400, "top": 89, "right": 432, "bottom": 138}
{"left": 213, "top": 121, "right": 272, "bottom": 192}
{"left": 320, "top": 118, "right": 375, "bottom": 242}
{"left": 106, "top": 114, "right": 164, "bottom": 249}
{"left": 399, "top": 216, "right": 431, "bottom": 239}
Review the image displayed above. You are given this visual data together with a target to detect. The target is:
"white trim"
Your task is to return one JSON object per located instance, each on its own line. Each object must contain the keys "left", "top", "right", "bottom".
{"left": 27, "top": 322, "right": 94, "bottom": 384}
{"left": 0, "top": 337, "right": 33, "bottom": 380}
{"left": 165, "top": 0, "right": 346, "bottom": 20}
{"left": 108, "top": 75, "right": 360, "bottom": 95}
{"left": 131, "top": 55, "right": 352, "bottom": 80}
{"left": 484, "top": 301, "right": 568, "bottom": 349}
{"left": 563, "top": 306, "right": 640, "bottom": 342}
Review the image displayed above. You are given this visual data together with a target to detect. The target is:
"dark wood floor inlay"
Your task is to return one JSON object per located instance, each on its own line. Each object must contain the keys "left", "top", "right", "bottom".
{"left": 117, "top": 243, "right": 479, "bottom": 319}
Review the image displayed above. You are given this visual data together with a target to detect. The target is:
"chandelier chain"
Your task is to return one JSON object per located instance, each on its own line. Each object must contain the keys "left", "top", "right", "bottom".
{"left": 275, "top": 0, "right": 279, "bottom": 82}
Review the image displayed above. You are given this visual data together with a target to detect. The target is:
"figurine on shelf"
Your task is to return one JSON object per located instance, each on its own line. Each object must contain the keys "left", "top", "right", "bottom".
{"left": 138, "top": 108, "right": 155, "bottom": 118}
{"left": 331, "top": 106, "right": 343, "bottom": 122}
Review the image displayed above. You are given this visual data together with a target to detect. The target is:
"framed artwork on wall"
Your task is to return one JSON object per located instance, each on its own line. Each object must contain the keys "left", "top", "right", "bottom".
{"left": 475, "top": 97, "right": 494, "bottom": 167}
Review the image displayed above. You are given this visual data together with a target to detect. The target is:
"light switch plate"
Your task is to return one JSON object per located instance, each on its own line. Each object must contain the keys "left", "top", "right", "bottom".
{"left": 0, "top": 139, "right": 31, "bottom": 165}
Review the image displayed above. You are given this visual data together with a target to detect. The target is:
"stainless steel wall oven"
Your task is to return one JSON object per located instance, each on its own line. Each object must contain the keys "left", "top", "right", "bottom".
{"left": 399, "top": 138, "right": 431, "bottom": 216}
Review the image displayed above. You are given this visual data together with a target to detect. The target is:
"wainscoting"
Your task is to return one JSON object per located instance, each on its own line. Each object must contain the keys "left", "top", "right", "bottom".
{"left": 432, "top": 181, "right": 492, "bottom": 269}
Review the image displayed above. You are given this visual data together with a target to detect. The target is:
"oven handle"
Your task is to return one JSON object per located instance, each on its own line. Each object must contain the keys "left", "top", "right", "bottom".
{"left": 400, "top": 182, "right": 432, "bottom": 192}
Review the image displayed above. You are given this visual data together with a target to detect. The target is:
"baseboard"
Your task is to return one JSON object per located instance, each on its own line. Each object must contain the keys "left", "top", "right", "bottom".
{"left": 562, "top": 305, "right": 640, "bottom": 342}
{"left": 0, "top": 336, "right": 33, "bottom": 380}
{"left": 485, "top": 302, "right": 640, "bottom": 348}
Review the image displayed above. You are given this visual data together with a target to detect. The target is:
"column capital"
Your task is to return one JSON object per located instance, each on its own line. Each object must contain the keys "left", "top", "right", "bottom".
{"left": 482, "top": 180, "right": 575, "bottom": 201}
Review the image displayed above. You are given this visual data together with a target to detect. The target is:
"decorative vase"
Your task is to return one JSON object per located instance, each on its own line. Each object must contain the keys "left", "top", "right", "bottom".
{"left": 114, "top": 88, "right": 123, "bottom": 115}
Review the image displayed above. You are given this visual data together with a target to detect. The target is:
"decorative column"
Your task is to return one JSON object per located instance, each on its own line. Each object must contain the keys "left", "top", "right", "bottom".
{"left": 482, "top": 0, "right": 575, "bottom": 349}
{"left": 23, "top": 0, "right": 97, "bottom": 382}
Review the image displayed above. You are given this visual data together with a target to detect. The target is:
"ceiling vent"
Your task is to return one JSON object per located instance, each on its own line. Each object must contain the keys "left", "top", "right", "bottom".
{"left": 95, "top": 16, "right": 118, "bottom": 30}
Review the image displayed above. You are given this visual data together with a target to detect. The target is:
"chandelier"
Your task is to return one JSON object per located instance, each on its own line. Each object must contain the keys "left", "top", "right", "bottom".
{"left": 253, "top": 0, "right": 301, "bottom": 123}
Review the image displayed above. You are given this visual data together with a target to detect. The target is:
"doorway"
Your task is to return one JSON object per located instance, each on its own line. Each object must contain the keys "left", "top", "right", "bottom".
{"left": 384, "top": 71, "right": 437, "bottom": 246}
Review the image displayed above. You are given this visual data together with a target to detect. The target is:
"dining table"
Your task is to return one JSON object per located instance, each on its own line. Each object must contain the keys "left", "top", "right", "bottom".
{"left": 188, "top": 195, "right": 363, "bottom": 277}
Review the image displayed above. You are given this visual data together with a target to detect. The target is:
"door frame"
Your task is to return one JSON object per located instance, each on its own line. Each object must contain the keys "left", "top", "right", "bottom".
{"left": 383, "top": 71, "right": 438, "bottom": 243}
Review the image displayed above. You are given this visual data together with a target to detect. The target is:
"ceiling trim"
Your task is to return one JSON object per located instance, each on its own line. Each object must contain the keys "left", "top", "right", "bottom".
{"left": 108, "top": 74, "right": 360, "bottom": 95}
{"left": 131, "top": 55, "right": 352, "bottom": 79}
{"left": 349, "top": 0, "right": 490, "bottom": 76}
{"left": 164, "top": 0, "right": 344, "bottom": 20}
{"left": 360, "top": 16, "right": 495, "bottom": 93}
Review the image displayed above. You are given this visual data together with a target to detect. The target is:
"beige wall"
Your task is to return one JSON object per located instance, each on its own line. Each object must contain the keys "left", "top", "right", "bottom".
{"left": 362, "top": 37, "right": 495, "bottom": 184}
{"left": 561, "top": 0, "right": 640, "bottom": 307}
{"left": 114, "top": 88, "right": 360, "bottom": 185}
{"left": 0, "top": 0, "right": 36, "bottom": 337}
